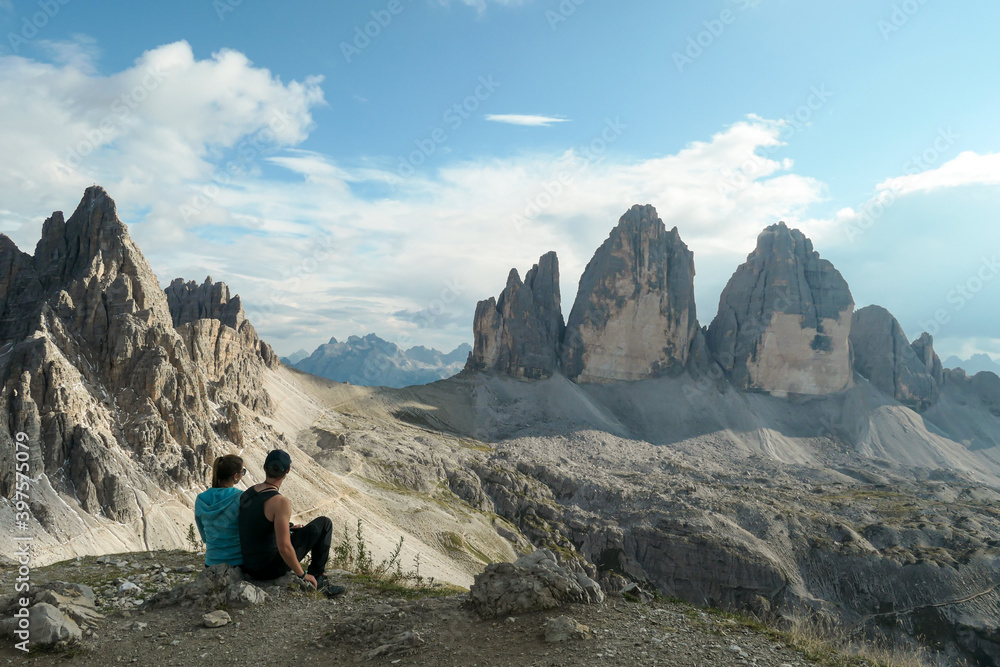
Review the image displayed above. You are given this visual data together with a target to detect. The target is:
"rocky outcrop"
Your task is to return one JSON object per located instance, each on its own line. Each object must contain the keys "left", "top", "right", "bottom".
{"left": 466, "top": 251, "right": 564, "bottom": 379}
{"left": 706, "top": 222, "right": 854, "bottom": 395}
{"left": 166, "top": 277, "right": 276, "bottom": 413}
{"left": 165, "top": 277, "right": 247, "bottom": 329}
{"left": 469, "top": 549, "right": 604, "bottom": 617}
{"left": 562, "top": 205, "right": 700, "bottom": 383}
{"left": 911, "top": 332, "right": 944, "bottom": 386}
{"left": 849, "top": 306, "right": 939, "bottom": 411}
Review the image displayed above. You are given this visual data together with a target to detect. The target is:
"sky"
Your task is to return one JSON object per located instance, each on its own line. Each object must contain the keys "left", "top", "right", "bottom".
{"left": 0, "top": 0, "right": 998, "bottom": 360}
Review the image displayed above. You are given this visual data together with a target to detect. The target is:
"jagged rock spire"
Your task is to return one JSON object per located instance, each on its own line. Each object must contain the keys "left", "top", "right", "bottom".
{"left": 561, "top": 204, "right": 699, "bottom": 382}
{"left": 466, "top": 251, "right": 564, "bottom": 379}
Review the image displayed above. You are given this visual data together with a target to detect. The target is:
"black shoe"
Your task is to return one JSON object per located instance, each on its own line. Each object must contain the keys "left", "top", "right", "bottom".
{"left": 315, "top": 575, "right": 346, "bottom": 598}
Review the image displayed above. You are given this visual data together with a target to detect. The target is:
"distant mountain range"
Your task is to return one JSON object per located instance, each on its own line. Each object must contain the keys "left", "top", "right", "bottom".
{"left": 944, "top": 353, "right": 1000, "bottom": 376}
{"left": 282, "top": 334, "right": 471, "bottom": 388}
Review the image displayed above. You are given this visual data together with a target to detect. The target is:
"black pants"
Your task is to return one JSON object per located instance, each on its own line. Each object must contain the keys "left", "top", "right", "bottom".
{"left": 242, "top": 516, "right": 333, "bottom": 580}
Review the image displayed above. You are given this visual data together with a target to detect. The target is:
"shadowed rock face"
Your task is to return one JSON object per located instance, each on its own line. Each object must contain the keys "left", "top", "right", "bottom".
{"left": 849, "top": 306, "right": 939, "bottom": 411}
{"left": 706, "top": 222, "right": 854, "bottom": 396}
{"left": 911, "top": 332, "right": 944, "bottom": 386}
{"left": 561, "top": 205, "right": 699, "bottom": 383}
{"left": 466, "top": 251, "right": 564, "bottom": 379}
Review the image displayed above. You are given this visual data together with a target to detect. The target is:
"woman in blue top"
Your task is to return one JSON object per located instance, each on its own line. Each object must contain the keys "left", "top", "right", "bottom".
{"left": 195, "top": 455, "right": 246, "bottom": 567}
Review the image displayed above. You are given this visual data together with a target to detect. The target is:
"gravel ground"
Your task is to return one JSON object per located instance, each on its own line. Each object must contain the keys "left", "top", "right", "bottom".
{"left": 0, "top": 552, "right": 833, "bottom": 667}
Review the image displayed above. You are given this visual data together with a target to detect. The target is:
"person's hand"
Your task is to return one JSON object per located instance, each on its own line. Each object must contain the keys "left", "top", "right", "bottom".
{"left": 303, "top": 574, "right": 317, "bottom": 588}
{"left": 291, "top": 524, "right": 304, "bottom": 530}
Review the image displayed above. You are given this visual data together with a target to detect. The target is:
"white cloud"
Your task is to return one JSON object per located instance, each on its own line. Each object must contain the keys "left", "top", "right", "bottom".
{"left": 35, "top": 35, "right": 101, "bottom": 73}
{"left": 877, "top": 151, "right": 1000, "bottom": 196}
{"left": 486, "top": 114, "right": 570, "bottom": 127}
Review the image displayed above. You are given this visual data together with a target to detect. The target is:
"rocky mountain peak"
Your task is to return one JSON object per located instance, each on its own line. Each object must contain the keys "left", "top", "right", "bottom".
{"left": 561, "top": 204, "right": 699, "bottom": 382}
{"left": 706, "top": 222, "right": 854, "bottom": 395}
{"left": 466, "top": 251, "right": 564, "bottom": 379}
{"left": 165, "top": 276, "right": 245, "bottom": 330}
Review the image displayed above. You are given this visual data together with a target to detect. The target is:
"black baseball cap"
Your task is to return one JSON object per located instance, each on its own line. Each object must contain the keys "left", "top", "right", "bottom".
{"left": 264, "top": 449, "right": 292, "bottom": 474}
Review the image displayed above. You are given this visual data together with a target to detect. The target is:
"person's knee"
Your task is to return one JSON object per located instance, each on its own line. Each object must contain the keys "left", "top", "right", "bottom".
{"left": 317, "top": 516, "right": 333, "bottom": 532}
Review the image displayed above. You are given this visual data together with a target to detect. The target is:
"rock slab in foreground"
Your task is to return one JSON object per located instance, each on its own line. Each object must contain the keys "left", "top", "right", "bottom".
{"left": 469, "top": 549, "right": 604, "bottom": 618}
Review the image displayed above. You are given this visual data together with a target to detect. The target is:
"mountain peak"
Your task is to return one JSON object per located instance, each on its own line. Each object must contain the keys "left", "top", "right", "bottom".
{"left": 561, "top": 205, "right": 698, "bottom": 382}
{"left": 707, "top": 222, "right": 853, "bottom": 395}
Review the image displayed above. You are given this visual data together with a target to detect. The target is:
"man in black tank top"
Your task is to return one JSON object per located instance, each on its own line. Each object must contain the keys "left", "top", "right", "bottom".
{"left": 238, "top": 449, "right": 333, "bottom": 588}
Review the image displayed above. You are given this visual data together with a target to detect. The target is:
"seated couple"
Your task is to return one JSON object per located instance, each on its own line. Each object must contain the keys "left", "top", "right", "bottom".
{"left": 194, "top": 449, "right": 344, "bottom": 596}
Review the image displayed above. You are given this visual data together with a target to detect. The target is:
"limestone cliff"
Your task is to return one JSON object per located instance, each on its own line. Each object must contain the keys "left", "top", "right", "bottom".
{"left": 465, "top": 251, "right": 564, "bottom": 379}
{"left": 166, "top": 277, "right": 276, "bottom": 413}
{"left": 561, "top": 205, "right": 700, "bottom": 383}
{"left": 706, "top": 222, "right": 854, "bottom": 395}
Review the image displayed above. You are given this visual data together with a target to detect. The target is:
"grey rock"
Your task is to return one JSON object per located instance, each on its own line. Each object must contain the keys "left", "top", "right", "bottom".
{"left": 468, "top": 549, "right": 604, "bottom": 617}
{"left": 167, "top": 276, "right": 276, "bottom": 414}
{"left": 225, "top": 581, "right": 267, "bottom": 608}
{"left": 146, "top": 564, "right": 264, "bottom": 610}
{"left": 467, "top": 251, "right": 564, "bottom": 379}
{"left": 367, "top": 630, "right": 424, "bottom": 658}
{"left": 706, "top": 221, "right": 854, "bottom": 395}
{"left": 849, "top": 305, "right": 939, "bottom": 411}
{"left": 544, "top": 615, "right": 590, "bottom": 642}
{"left": 202, "top": 610, "right": 231, "bottom": 628}
{"left": 562, "top": 205, "right": 699, "bottom": 382}
{"left": 910, "top": 332, "right": 944, "bottom": 386}
{"left": 29, "top": 603, "right": 82, "bottom": 646}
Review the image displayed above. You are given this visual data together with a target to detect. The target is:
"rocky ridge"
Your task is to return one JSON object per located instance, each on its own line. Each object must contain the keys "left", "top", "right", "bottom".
{"left": 294, "top": 333, "right": 471, "bottom": 388}
{"left": 0, "top": 187, "right": 224, "bottom": 530}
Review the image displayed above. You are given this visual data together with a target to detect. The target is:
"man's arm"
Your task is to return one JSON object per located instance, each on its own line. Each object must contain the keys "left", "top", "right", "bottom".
{"left": 270, "top": 496, "right": 316, "bottom": 586}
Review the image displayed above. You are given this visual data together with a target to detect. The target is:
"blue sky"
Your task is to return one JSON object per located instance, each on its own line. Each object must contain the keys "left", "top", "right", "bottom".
{"left": 0, "top": 0, "right": 998, "bottom": 361}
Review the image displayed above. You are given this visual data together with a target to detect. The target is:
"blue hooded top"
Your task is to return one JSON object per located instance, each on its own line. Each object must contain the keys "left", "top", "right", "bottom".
{"left": 194, "top": 487, "right": 243, "bottom": 566}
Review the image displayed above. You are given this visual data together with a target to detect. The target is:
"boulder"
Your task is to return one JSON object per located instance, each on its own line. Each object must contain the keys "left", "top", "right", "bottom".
{"left": 543, "top": 615, "right": 591, "bottom": 642}
{"left": 466, "top": 251, "right": 564, "bottom": 379}
{"left": 562, "top": 205, "right": 700, "bottom": 382}
{"left": 468, "top": 549, "right": 604, "bottom": 618}
{"left": 202, "top": 610, "right": 231, "bottom": 628}
{"left": 706, "top": 221, "right": 854, "bottom": 395}
{"left": 849, "top": 305, "right": 939, "bottom": 410}
{"left": 28, "top": 603, "right": 81, "bottom": 647}
{"left": 145, "top": 563, "right": 266, "bottom": 610}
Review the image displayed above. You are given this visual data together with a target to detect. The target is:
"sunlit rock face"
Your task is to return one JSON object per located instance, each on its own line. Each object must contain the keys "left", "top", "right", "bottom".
{"left": 707, "top": 222, "right": 854, "bottom": 396}
{"left": 561, "top": 205, "right": 699, "bottom": 383}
